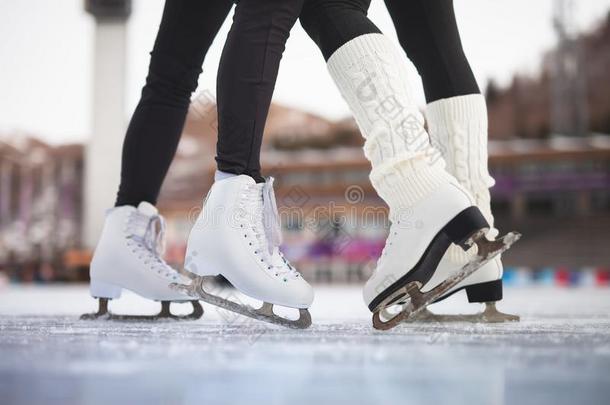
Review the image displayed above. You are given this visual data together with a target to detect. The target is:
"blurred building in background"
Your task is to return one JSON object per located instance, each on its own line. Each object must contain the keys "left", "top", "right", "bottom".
{"left": 1, "top": 11, "right": 610, "bottom": 284}
{"left": 0, "top": 137, "right": 83, "bottom": 282}
{"left": 485, "top": 11, "right": 610, "bottom": 139}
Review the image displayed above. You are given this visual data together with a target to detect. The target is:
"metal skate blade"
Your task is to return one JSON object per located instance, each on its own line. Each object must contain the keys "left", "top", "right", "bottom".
{"left": 409, "top": 303, "right": 520, "bottom": 323}
{"left": 80, "top": 298, "right": 203, "bottom": 321}
{"left": 170, "top": 274, "right": 311, "bottom": 329}
{"left": 372, "top": 231, "right": 521, "bottom": 330}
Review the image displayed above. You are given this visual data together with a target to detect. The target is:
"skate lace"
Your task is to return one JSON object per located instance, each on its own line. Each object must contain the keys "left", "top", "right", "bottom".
{"left": 125, "top": 211, "right": 180, "bottom": 281}
{"left": 241, "top": 178, "right": 300, "bottom": 280}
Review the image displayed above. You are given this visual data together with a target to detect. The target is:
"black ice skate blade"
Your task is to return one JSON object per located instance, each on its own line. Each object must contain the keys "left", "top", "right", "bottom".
{"left": 372, "top": 231, "right": 521, "bottom": 331}
{"left": 80, "top": 298, "right": 204, "bottom": 321}
{"left": 170, "top": 273, "right": 311, "bottom": 329}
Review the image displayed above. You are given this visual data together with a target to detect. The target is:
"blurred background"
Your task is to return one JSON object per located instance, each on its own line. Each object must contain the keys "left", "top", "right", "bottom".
{"left": 0, "top": 0, "right": 609, "bottom": 288}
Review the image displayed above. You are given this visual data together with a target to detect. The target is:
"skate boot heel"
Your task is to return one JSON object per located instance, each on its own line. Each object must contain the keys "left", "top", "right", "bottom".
{"left": 90, "top": 279, "right": 122, "bottom": 299}
{"left": 465, "top": 279, "right": 519, "bottom": 322}
{"left": 443, "top": 206, "right": 490, "bottom": 250}
{"left": 465, "top": 279, "right": 503, "bottom": 303}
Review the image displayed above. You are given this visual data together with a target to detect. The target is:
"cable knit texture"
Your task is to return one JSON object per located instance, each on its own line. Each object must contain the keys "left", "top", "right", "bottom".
{"left": 327, "top": 34, "right": 453, "bottom": 213}
{"left": 426, "top": 94, "right": 498, "bottom": 263}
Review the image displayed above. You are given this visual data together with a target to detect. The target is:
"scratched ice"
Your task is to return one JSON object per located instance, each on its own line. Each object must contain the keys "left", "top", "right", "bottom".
{"left": 1, "top": 285, "right": 609, "bottom": 405}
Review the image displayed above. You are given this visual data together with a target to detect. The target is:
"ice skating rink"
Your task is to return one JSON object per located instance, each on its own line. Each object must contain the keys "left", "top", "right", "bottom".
{"left": 1, "top": 285, "right": 609, "bottom": 405}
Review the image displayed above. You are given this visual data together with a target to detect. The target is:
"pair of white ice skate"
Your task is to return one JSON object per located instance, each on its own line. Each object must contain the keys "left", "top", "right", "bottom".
{"left": 84, "top": 33, "right": 522, "bottom": 330}
{"left": 84, "top": 175, "right": 313, "bottom": 328}
{"left": 83, "top": 173, "right": 519, "bottom": 330}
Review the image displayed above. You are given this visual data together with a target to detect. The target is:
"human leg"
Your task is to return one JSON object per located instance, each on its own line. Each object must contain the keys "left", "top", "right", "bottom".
{"left": 300, "top": 0, "right": 519, "bottom": 328}
{"left": 116, "top": 0, "right": 232, "bottom": 206}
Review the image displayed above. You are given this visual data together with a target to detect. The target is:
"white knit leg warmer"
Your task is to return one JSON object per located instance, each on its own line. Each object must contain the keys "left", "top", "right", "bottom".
{"left": 327, "top": 34, "right": 453, "bottom": 214}
{"left": 426, "top": 94, "right": 498, "bottom": 262}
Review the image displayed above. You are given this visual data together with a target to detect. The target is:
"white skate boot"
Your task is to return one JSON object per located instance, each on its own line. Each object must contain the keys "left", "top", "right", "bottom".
{"left": 327, "top": 34, "right": 520, "bottom": 330}
{"left": 361, "top": 179, "right": 518, "bottom": 330}
{"left": 82, "top": 202, "right": 203, "bottom": 320}
{"left": 171, "top": 175, "right": 314, "bottom": 329}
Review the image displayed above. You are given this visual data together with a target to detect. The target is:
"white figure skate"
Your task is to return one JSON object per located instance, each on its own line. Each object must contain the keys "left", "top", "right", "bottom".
{"left": 401, "top": 94, "right": 519, "bottom": 323}
{"left": 82, "top": 202, "right": 203, "bottom": 321}
{"left": 171, "top": 175, "right": 314, "bottom": 329}
{"left": 362, "top": 180, "right": 520, "bottom": 330}
{"left": 326, "top": 33, "right": 520, "bottom": 330}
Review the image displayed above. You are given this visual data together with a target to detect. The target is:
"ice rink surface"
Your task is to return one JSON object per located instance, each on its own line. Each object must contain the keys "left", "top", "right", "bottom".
{"left": 1, "top": 285, "right": 609, "bottom": 405}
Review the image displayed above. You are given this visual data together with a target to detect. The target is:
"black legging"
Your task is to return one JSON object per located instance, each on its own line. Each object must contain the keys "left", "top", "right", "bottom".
{"left": 115, "top": 0, "right": 479, "bottom": 206}
{"left": 300, "top": 0, "right": 381, "bottom": 60}
{"left": 216, "top": 0, "right": 305, "bottom": 183}
{"left": 116, "top": 0, "right": 303, "bottom": 206}
{"left": 383, "top": 0, "right": 480, "bottom": 103}
{"left": 300, "top": 0, "right": 479, "bottom": 102}
{"left": 116, "top": 0, "right": 232, "bottom": 206}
